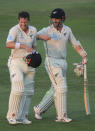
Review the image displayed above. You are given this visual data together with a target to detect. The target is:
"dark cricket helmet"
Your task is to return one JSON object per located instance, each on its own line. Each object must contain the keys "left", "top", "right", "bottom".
{"left": 26, "top": 51, "right": 42, "bottom": 68}
{"left": 50, "top": 8, "right": 66, "bottom": 21}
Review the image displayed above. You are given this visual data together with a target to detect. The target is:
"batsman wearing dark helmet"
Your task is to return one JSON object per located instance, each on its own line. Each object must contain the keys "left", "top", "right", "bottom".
{"left": 34, "top": 8, "right": 88, "bottom": 122}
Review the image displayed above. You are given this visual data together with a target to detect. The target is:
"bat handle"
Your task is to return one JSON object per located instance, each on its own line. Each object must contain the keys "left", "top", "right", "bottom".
{"left": 83, "top": 64, "right": 87, "bottom": 80}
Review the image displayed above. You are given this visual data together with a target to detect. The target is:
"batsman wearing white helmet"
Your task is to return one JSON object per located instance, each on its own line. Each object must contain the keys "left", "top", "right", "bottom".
{"left": 6, "top": 11, "right": 37, "bottom": 125}
{"left": 34, "top": 8, "right": 88, "bottom": 122}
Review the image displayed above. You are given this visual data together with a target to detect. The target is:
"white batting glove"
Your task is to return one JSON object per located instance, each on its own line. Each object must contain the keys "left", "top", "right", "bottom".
{"left": 73, "top": 63, "right": 83, "bottom": 77}
{"left": 82, "top": 56, "right": 88, "bottom": 64}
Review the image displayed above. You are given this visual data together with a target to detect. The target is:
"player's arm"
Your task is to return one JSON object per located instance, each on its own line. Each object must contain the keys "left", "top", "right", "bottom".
{"left": 37, "top": 27, "right": 51, "bottom": 41}
{"left": 6, "top": 27, "right": 34, "bottom": 52}
{"left": 6, "top": 41, "right": 33, "bottom": 52}
{"left": 74, "top": 44, "right": 87, "bottom": 58}
{"left": 69, "top": 28, "right": 88, "bottom": 64}
{"left": 37, "top": 34, "right": 51, "bottom": 41}
{"left": 74, "top": 44, "right": 88, "bottom": 64}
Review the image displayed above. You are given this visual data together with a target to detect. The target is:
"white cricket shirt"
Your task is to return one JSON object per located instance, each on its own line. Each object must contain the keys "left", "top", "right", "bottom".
{"left": 37, "top": 24, "right": 81, "bottom": 59}
{"left": 6, "top": 24, "right": 37, "bottom": 58}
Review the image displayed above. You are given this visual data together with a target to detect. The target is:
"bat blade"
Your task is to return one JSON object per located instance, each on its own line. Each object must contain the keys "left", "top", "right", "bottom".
{"left": 84, "top": 64, "right": 91, "bottom": 115}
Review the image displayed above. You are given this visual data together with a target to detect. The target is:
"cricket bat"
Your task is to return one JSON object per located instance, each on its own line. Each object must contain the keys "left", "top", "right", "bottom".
{"left": 83, "top": 64, "right": 91, "bottom": 115}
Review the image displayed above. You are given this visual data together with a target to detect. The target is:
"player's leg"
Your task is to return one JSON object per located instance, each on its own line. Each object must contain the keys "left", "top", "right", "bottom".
{"left": 34, "top": 86, "right": 54, "bottom": 119}
{"left": 34, "top": 60, "right": 56, "bottom": 119}
{"left": 17, "top": 94, "right": 32, "bottom": 124}
{"left": 17, "top": 70, "right": 35, "bottom": 124}
{"left": 7, "top": 60, "right": 24, "bottom": 125}
{"left": 47, "top": 61, "right": 72, "bottom": 122}
{"left": 54, "top": 77, "right": 68, "bottom": 121}
{"left": 39, "top": 86, "right": 54, "bottom": 113}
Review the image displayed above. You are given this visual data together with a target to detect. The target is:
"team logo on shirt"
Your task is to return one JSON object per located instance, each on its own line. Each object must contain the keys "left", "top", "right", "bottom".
{"left": 64, "top": 32, "right": 67, "bottom": 36}
{"left": 51, "top": 33, "right": 61, "bottom": 40}
{"left": 30, "top": 34, "right": 33, "bottom": 38}
{"left": 30, "top": 31, "right": 33, "bottom": 38}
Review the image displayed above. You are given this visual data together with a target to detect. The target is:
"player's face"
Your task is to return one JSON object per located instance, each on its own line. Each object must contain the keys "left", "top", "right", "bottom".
{"left": 51, "top": 18, "right": 63, "bottom": 29}
{"left": 19, "top": 18, "right": 29, "bottom": 32}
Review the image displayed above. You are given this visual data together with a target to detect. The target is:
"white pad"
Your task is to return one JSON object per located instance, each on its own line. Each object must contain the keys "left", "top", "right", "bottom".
{"left": 7, "top": 78, "right": 24, "bottom": 120}
{"left": 24, "top": 71, "right": 35, "bottom": 95}
{"left": 39, "top": 86, "right": 54, "bottom": 114}
{"left": 17, "top": 81, "right": 34, "bottom": 120}
{"left": 24, "top": 95, "right": 32, "bottom": 116}
{"left": 7, "top": 92, "right": 22, "bottom": 120}
{"left": 56, "top": 89, "right": 67, "bottom": 120}
{"left": 17, "top": 95, "right": 32, "bottom": 120}
{"left": 47, "top": 66, "right": 67, "bottom": 120}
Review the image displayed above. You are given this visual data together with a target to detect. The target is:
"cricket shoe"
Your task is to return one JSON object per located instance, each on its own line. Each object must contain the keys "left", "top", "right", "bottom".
{"left": 34, "top": 106, "right": 42, "bottom": 120}
{"left": 7, "top": 118, "right": 18, "bottom": 125}
{"left": 35, "top": 113, "right": 42, "bottom": 120}
{"left": 16, "top": 119, "right": 32, "bottom": 124}
{"left": 56, "top": 117, "right": 72, "bottom": 123}
{"left": 8, "top": 118, "right": 31, "bottom": 125}
{"left": 21, "top": 119, "right": 32, "bottom": 124}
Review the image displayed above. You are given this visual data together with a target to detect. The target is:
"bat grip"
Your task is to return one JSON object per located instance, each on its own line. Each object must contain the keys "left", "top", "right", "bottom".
{"left": 83, "top": 64, "right": 87, "bottom": 80}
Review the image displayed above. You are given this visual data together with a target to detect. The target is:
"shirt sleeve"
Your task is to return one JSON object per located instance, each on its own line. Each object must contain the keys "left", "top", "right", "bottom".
{"left": 69, "top": 28, "right": 81, "bottom": 48}
{"left": 37, "top": 27, "right": 48, "bottom": 36}
{"left": 6, "top": 27, "right": 17, "bottom": 43}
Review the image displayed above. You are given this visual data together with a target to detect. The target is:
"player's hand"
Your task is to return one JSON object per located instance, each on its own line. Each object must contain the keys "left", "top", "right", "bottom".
{"left": 82, "top": 56, "right": 88, "bottom": 64}
{"left": 25, "top": 46, "right": 33, "bottom": 52}
{"left": 43, "top": 35, "right": 51, "bottom": 41}
{"left": 20, "top": 44, "right": 33, "bottom": 52}
{"left": 21, "top": 44, "right": 33, "bottom": 52}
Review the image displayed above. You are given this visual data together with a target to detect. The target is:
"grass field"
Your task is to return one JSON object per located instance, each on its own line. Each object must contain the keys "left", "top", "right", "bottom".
{"left": 0, "top": 0, "right": 95, "bottom": 130}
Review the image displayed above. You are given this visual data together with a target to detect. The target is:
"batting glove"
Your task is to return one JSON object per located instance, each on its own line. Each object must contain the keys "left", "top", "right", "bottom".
{"left": 82, "top": 56, "right": 88, "bottom": 64}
